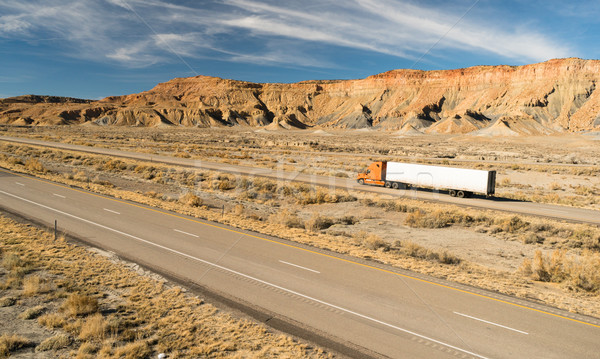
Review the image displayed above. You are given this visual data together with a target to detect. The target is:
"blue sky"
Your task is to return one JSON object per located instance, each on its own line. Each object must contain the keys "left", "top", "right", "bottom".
{"left": 1, "top": 0, "right": 599, "bottom": 99}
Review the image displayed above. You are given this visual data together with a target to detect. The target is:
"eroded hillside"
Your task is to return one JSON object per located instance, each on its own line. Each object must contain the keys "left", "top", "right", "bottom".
{"left": 2, "top": 58, "right": 600, "bottom": 134}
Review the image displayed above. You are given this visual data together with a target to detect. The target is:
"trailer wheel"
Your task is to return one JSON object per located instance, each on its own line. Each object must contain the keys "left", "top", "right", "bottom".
{"left": 391, "top": 182, "right": 399, "bottom": 189}
{"left": 456, "top": 190, "right": 465, "bottom": 198}
{"left": 449, "top": 190, "right": 456, "bottom": 197}
{"left": 384, "top": 181, "right": 391, "bottom": 188}
{"left": 358, "top": 179, "right": 364, "bottom": 185}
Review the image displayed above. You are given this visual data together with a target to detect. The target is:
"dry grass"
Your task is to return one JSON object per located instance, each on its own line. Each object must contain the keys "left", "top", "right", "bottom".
{"left": 549, "top": 182, "right": 562, "bottom": 191}
{"left": 0, "top": 296, "right": 16, "bottom": 307}
{"left": 19, "top": 305, "right": 45, "bottom": 320}
{"left": 404, "top": 208, "right": 485, "bottom": 229}
{"left": 521, "top": 233, "right": 543, "bottom": 244}
{"left": 2, "top": 253, "right": 27, "bottom": 271}
{"left": 0, "top": 253, "right": 33, "bottom": 288}
{"left": 350, "top": 232, "right": 461, "bottom": 264}
{"left": 361, "top": 235, "right": 390, "bottom": 251}
{"left": 61, "top": 293, "right": 99, "bottom": 317}
{"left": 497, "top": 216, "right": 529, "bottom": 233}
{"left": 75, "top": 342, "right": 96, "bottom": 358}
{"left": 78, "top": 313, "right": 106, "bottom": 341}
{"left": 0, "top": 334, "right": 31, "bottom": 357}
{"left": 179, "top": 192, "right": 203, "bottom": 207}
{"left": 405, "top": 210, "right": 452, "bottom": 228}
{"left": 395, "top": 240, "right": 461, "bottom": 265}
{"left": 269, "top": 209, "right": 305, "bottom": 229}
{"left": 352, "top": 231, "right": 389, "bottom": 251}
{"left": 519, "top": 250, "right": 600, "bottom": 292}
{"left": 35, "top": 334, "right": 72, "bottom": 352}
{"left": 38, "top": 313, "right": 66, "bottom": 329}
{"left": 297, "top": 189, "right": 357, "bottom": 205}
{"left": 23, "top": 275, "right": 52, "bottom": 296}
{"left": 24, "top": 158, "right": 47, "bottom": 173}
{"left": 305, "top": 214, "right": 335, "bottom": 232}
{"left": 112, "top": 341, "right": 151, "bottom": 359}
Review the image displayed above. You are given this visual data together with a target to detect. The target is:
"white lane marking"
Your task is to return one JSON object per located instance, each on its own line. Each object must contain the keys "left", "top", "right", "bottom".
{"left": 174, "top": 229, "right": 200, "bottom": 238}
{"left": 103, "top": 208, "right": 120, "bottom": 215}
{"left": 15, "top": 182, "right": 25, "bottom": 186}
{"left": 279, "top": 260, "right": 320, "bottom": 274}
{"left": 454, "top": 312, "right": 529, "bottom": 335}
{"left": 53, "top": 193, "right": 66, "bottom": 198}
{"left": 0, "top": 189, "right": 489, "bottom": 359}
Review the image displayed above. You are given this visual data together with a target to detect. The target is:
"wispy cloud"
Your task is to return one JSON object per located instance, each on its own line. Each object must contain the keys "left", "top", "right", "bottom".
{"left": 0, "top": 0, "right": 136, "bottom": 58}
{"left": 223, "top": 0, "right": 571, "bottom": 63}
{"left": 354, "top": 0, "right": 569, "bottom": 62}
{"left": 0, "top": 15, "right": 30, "bottom": 34}
{"left": 0, "top": 0, "right": 574, "bottom": 70}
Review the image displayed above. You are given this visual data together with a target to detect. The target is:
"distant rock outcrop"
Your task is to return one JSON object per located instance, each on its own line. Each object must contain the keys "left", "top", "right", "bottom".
{"left": 2, "top": 58, "right": 600, "bottom": 135}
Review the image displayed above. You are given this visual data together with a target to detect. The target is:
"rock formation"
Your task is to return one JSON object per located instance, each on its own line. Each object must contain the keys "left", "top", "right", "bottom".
{"left": 2, "top": 58, "right": 600, "bottom": 134}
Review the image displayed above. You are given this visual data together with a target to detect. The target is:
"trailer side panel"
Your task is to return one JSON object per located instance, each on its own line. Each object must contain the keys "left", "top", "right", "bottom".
{"left": 386, "top": 162, "right": 493, "bottom": 194}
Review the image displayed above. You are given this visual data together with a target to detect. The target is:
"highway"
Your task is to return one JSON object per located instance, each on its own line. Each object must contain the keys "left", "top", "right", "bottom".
{"left": 1, "top": 168, "right": 599, "bottom": 358}
{"left": 1, "top": 136, "right": 599, "bottom": 225}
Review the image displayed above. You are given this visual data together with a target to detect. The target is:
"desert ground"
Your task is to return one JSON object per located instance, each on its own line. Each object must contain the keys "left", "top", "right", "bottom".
{"left": 1, "top": 124, "right": 600, "bottom": 357}
{"left": 4, "top": 125, "right": 600, "bottom": 208}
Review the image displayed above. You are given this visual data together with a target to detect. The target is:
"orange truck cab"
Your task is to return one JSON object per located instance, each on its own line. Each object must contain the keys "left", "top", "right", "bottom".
{"left": 357, "top": 161, "right": 386, "bottom": 186}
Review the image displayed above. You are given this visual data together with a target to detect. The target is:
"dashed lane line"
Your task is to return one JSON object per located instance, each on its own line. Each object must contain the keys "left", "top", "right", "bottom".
{"left": 1, "top": 168, "right": 599, "bottom": 329}
{"left": 0, "top": 188, "right": 489, "bottom": 359}
{"left": 279, "top": 260, "right": 321, "bottom": 274}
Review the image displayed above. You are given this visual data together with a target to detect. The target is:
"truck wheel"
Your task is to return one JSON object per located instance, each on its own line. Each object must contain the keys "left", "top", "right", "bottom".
{"left": 391, "top": 182, "right": 399, "bottom": 189}
{"left": 456, "top": 190, "right": 465, "bottom": 198}
{"left": 449, "top": 190, "right": 456, "bottom": 197}
{"left": 384, "top": 181, "right": 391, "bottom": 188}
{"left": 358, "top": 179, "right": 364, "bottom": 185}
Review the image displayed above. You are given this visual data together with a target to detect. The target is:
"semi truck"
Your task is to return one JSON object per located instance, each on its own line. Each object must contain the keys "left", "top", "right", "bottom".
{"left": 356, "top": 161, "right": 496, "bottom": 197}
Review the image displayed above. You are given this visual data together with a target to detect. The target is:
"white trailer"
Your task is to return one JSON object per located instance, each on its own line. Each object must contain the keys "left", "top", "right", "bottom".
{"left": 357, "top": 161, "right": 496, "bottom": 197}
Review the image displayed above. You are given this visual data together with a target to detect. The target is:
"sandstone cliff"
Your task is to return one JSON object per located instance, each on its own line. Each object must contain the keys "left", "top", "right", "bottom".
{"left": 2, "top": 58, "right": 600, "bottom": 134}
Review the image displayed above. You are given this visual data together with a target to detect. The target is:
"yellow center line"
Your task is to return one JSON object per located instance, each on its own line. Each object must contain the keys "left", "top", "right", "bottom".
{"left": 2, "top": 167, "right": 599, "bottom": 329}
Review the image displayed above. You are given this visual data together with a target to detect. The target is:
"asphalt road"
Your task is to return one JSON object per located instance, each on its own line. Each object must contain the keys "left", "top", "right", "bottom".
{"left": 1, "top": 136, "right": 599, "bottom": 226}
{"left": 1, "top": 168, "right": 599, "bottom": 358}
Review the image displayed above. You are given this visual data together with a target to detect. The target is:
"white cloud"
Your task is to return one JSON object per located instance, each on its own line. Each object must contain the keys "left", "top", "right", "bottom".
{"left": 0, "top": 0, "right": 134, "bottom": 57}
{"left": 220, "top": 0, "right": 417, "bottom": 58}
{"left": 0, "top": 0, "right": 574, "bottom": 69}
{"left": 106, "top": 40, "right": 162, "bottom": 66}
{"left": 353, "top": 0, "right": 569, "bottom": 61}
{"left": 0, "top": 15, "right": 31, "bottom": 35}
{"left": 151, "top": 33, "right": 204, "bottom": 58}
{"left": 224, "top": 0, "right": 571, "bottom": 63}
